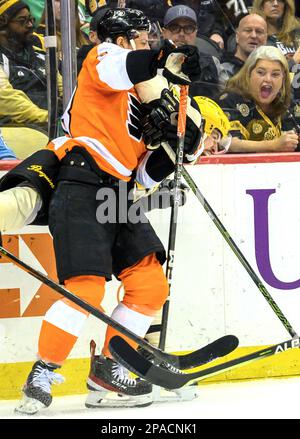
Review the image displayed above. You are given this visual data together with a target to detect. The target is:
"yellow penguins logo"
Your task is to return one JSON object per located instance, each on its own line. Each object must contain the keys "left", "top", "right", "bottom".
{"left": 264, "top": 127, "right": 276, "bottom": 140}
{"left": 27, "top": 165, "right": 55, "bottom": 189}
{"left": 237, "top": 103, "right": 250, "bottom": 117}
{"left": 252, "top": 122, "right": 263, "bottom": 135}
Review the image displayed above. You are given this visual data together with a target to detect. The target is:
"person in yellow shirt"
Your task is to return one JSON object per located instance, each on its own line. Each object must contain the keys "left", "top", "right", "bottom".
{"left": 0, "top": 0, "right": 62, "bottom": 129}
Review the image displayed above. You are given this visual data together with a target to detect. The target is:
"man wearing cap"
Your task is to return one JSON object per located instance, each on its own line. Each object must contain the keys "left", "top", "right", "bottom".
{"left": 162, "top": 4, "right": 220, "bottom": 100}
{"left": 162, "top": 4, "right": 198, "bottom": 47}
{"left": 0, "top": 0, "right": 49, "bottom": 129}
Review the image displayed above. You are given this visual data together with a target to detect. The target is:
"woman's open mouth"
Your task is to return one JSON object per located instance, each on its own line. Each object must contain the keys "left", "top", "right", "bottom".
{"left": 260, "top": 85, "right": 273, "bottom": 99}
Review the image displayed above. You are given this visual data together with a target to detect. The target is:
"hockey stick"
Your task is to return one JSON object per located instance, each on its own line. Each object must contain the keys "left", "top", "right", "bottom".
{"left": 161, "top": 141, "right": 298, "bottom": 338}
{"left": 110, "top": 334, "right": 300, "bottom": 389}
{"left": 159, "top": 85, "right": 189, "bottom": 350}
{"left": 0, "top": 243, "right": 238, "bottom": 368}
{"left": 286, "top": 110, "right": 300, "bottom": 151}
{"left": 211, "top": 0, "right": 238, "bottom": 34}
{"left": 45, "top": 0, "right": 58, "bottom": 140}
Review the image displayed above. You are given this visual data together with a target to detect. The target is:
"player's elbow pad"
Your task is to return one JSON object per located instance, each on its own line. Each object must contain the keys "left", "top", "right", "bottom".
{"left": 126, "top": 50, "right": 158, "bottom": 84}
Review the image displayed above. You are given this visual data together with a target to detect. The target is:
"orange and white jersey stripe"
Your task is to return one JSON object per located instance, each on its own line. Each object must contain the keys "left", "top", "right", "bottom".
{"left": 48, "top": 43, "right": 147, "bottom": 181}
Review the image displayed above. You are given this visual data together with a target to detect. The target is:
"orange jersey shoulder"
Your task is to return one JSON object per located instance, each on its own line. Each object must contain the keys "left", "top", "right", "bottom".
{"left": 50, "top": 43, "right": 147, "bottom": 180}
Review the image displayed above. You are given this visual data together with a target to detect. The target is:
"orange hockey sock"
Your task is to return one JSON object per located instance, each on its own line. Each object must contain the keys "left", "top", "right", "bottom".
{"left": 38, "top": 275, "right": 105, "bottom": 365}
{"left": 102, "top": 254, "right": 168, "bottom": 357}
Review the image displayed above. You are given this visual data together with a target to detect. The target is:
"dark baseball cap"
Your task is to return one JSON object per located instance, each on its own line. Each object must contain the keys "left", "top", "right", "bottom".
{"left": 163, "top": 5, "right": 197, "bottom": 27}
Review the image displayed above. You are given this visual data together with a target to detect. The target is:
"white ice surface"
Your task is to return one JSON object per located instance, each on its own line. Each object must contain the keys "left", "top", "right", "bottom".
{"left": 1, "top": 376, "right": 300, "bottom": 419}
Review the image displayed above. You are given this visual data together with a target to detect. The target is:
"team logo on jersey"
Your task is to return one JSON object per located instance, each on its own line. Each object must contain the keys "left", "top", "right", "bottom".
{"left": 237, "top": 103, "right": 250, "bottom": 117}
{"left": 252, "top": 122, "right": 263, "bottom": 135}
{"left": 126, "top": 93, "right": 143, "bottom": 142}
{"left": 264, "top": 126, "right": 276, "bottom": 140}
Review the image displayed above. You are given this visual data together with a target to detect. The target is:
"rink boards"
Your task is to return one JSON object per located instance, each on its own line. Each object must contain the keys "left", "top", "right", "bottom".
{"left": 1, "top": 153, "right": 300, "bottom": 399}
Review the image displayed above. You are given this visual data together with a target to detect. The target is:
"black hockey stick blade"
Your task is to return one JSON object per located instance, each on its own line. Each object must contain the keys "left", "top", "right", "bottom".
{"left": 175, "top": 334, "right": 239, "bottom": 369}
{"left": 109, "top": 335, "right": 300, "bottom": 390}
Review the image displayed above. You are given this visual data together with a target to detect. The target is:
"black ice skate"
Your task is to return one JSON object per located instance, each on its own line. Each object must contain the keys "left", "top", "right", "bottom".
{"left": 85, "top": 340, "right": 153, "bottom": 408}
{"left": 15, "top": 360, "right": 64, "bottom": 415}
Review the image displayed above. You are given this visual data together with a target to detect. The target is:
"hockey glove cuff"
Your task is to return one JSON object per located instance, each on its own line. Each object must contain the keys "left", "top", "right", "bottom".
{"left": 163, "top": 45, "right": 202, "bottom": 85}
{"left": 142, "top": 89, "right": 178, "bottom": 150}
{"left": 165, "top": 116, "right": 203, "bottom": 163}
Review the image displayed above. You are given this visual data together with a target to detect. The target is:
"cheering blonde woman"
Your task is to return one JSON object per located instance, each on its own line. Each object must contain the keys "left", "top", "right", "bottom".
{"left": 219, "top": 45, "right": 299, "bottom": 153}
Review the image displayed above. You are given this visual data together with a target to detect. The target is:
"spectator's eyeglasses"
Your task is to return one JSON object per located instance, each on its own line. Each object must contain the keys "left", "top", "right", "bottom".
{"left": 10, "top": 15, "right": 36, "bottom": 26}
{"left": 166, "top": 24, "right": 197, "bottom": 35}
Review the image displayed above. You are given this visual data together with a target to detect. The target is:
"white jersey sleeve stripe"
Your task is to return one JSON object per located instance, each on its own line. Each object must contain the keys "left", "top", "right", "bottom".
{"left": 96, "top": 43, "right": 133, "bottom": 91}
{"left": 76, "top": 136, "right": 132, "bottom": 177}
{"left": 135, "top": 151, "right": 159, "bottom": 188}
{"left": 51, "top": 135, "right": 133, "bottom": 178}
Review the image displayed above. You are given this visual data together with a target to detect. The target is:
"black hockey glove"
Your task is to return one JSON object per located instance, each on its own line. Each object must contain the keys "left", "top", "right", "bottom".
{"left": 152, "top": 40, "right": 201, "bottom": 84}
{"left": 163, "top": 45, "right": 202, "bottom": 85}
{"left": 165, "top": 116, "right": 202, "bottom": 163}
{"left": 154, "top": 39, "right": 177, "bottom": 69}
{"left": 180, "top": 46, "right": 202, "bottom": 82}
{"left": 142, "top": 89, "right": 178, "bottom": 150}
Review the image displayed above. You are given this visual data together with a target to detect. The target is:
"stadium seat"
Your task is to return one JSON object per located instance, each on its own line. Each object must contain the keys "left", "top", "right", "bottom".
{"left": 1, "top": 127, "right": 48, "bottom": 160}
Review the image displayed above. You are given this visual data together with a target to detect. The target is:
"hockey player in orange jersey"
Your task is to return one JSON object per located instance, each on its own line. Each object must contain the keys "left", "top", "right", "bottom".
{"left": 3, "top": 8, "right": 203, "bottom": 414}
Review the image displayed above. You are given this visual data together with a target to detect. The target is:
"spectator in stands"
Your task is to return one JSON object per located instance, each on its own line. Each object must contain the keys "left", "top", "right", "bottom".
{"left": 296, "top": 1, "right": 300, "bottom": 19}
{"left": 219, "top": 14, "right": 268, "bottom": 89}
{"left": 219, "top": 46, "right": 299, "bottom": 153}
{"left": 188, "top": 0, "right": 253, "bottom": 51}
{"left": 87, "top": 8, "right": 104, "bottom": 44}
{"left": 253, "top": 0, "right": 300, "bottom": 104}
{"left": 0, "top": 129, "right": 17, "bottom": 160}
{"left": 253, "top": 0, "right": 300, "bottom": 60}
{"left": 77, "top": 6, "right": 108, "bottom": 73}
{"left": 162, "top": 4, "right": 220, "bottom": 99}
{"left": 23, "top": 0, "right": 44, "bottom": 23}
{"left": 0, "top": 0, "right": 50, "bottom": 129}
{"left": 126, "top": 0, "right": 170, "bottom": 25}
{"left": 37, "top": 0, "right": 90, "bottom": 66}
{"left": 162, "top": 4, "right": 198, "bottom": 47}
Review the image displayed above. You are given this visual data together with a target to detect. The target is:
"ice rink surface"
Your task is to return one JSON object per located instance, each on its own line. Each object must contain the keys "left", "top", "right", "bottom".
{"left": 1, "top": 376, "right": 300, "bottom": 420}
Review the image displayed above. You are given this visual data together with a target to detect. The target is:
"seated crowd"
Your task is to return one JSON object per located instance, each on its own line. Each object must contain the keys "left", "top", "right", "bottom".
{"left": 0, "top": 0, "right": 299, "bottom": 160}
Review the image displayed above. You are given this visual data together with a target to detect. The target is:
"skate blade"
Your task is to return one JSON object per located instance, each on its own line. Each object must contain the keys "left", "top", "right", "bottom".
{"left": 15, "top": 394, "right": 47, "bottom": 415}
{"left": 152, "top": 385, "right": 200, "bottom": 403}
{"left": 85, "top": 389, "right": 153, "bottom": 408}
